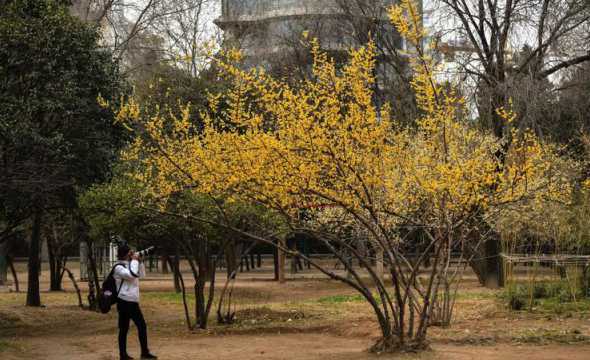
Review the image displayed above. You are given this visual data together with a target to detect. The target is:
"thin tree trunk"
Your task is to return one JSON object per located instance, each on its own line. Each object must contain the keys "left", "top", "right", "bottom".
{"left": 0, "top": 241, "right": 8, "bottom": 286}
{"left": 26, "top": 208, "right": 42, "bottom": 307}
{"left": 278, "top": 238, "right": 286, "bottom": 283}
{"left": 217, "top": 268, "right": 237, "bottom": 324}
{"left": 161, "top": 255, "right": 169, "bottom": 274}
{"left": 7, "top": 255, "right": 19, "bottom": 292}
{"left": 59, "top": 256, "right": 68, "bottom": 284}
{"left": 63, "top": 267, "right": 83, "bottom": 308}
{"left": 87, "top": 241, "right": 101, "bottom": 310}
{"left": 244, "top": 254, "right": 250, "bottom": 271}
{"left": 217, "top": 241, "right": 257, "bottom": 324}
{"left": 176, "top": 261, "right": 193, "bottom": 330}
{"left": 225, "top": 241, "right": 238, "bottom": 278}
{"left": 47, "top": 235, "right": 62, "bottom": 291}
{"left": 273, "top": 239, "right": 279, "bottom": 281}
{"left": 172, "top": 244, "right": 181, "bottom": 293}
{"left": 194, "top": 278, "right": 205, "bottom": 328}
{"left": 204, "top": 260, "right": 216, "bottom": 328}
{"left": 376, "top": 249, "right": 384, "bottom": 282}
{"left": 195, "top": 239, "right": 207, "bottom": 329}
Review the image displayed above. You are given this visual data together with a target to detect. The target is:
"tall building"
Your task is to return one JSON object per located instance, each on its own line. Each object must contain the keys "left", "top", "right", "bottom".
{"left": 216, "top": 0, "right": 402, "bottom": 70}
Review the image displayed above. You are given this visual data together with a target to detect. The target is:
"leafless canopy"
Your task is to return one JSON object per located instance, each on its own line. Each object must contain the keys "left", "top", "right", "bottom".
{"left": 71, "top": 0, "right": 219, "bottom": 76}
{"left": 432, "top": 0, "right": 589, "bottom": 134}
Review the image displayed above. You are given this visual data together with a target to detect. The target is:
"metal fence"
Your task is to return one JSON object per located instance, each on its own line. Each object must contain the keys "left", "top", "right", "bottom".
{"left": 79, "top": 241, "right": 117, "bottom": 281}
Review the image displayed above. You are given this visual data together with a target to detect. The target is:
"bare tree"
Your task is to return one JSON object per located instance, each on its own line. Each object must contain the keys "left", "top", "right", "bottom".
{"left": 71, "top": 0, "right": 218, "bottom": 76}
{"left": 428, "top": 0, "right": 590, "bottom": 287}
{"left": 45, "top": 211, "right": 78, "bottom": 291}
{"left": 433, "top": 0, "right": 590, "bottom": 135}
{"left": 153, "top": 0, "right": 219, "bottom": 77}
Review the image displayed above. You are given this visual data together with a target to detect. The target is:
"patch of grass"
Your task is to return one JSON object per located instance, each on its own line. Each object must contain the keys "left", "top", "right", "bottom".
{"left": 317, "top": 294, "right": 366, "bottom": 304}
{"left": 446, "top": 336, "right": 497, "bottom": 346}
{"left": 513, "top": 328, "right": 590, "bottom": 345}
{"left": 502, "top": 281, "right": 590, "bottom": 313}
{"left": 0, "top": 339, "right": 17, "bottom": 352}
{"left": 144, "top": 287, "right": 273, "bottom": 306}
{"left": 319, "top": 290, "right": 494, "bottom": 306}
{"left": 536, "top": 297, "right": 590, "bottom": 314}
{"left": 0, "top": 293, "right": 23, "bottom": 306}
{"left": 0, "top": 310, "right": 21, "bottom": 328}
{"left": 455, "top": 291, "right": 495, "bottom": 301}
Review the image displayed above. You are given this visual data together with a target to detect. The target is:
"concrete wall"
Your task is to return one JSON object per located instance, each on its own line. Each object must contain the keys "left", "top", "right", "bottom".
{"left": 218, "top": 0, "right": 401, "bottom": 63}
{"left": 221, "top": 0, "right": 339, "bottom": 21}
{"left": 70, "top": 0, "right": 105, "bottom": 23}
{"left": 220, "top": 0, "right": 400, "bottom": 23}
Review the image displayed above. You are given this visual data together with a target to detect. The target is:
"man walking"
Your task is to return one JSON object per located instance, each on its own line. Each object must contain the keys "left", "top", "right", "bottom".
{"left": 114, "top": 244, "right": 157, "bottom": 360}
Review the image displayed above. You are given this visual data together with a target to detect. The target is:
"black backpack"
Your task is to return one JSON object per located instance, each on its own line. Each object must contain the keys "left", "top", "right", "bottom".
{"left": 98, "top": 263, "right": 125, "bottom": 314}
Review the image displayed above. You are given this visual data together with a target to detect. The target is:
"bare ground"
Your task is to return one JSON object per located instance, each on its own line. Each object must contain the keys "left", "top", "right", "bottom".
{"left": 2, "top": 261, "right": 590, "bottom": 359}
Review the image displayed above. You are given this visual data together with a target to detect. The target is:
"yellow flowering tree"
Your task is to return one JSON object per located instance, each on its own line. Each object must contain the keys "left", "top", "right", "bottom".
{"left": 112, "top": 0, "right": 574, "bottom": 352}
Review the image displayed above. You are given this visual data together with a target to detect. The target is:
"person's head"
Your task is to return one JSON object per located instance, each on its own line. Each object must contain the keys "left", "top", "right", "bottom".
{"left": 117, "top": 244, "right": 131, "bottom": 260}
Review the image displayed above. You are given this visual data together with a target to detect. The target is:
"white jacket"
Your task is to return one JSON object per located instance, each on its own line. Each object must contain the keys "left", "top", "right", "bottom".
{"left": 113, "top": 260, "right": 145, "bottom": 303}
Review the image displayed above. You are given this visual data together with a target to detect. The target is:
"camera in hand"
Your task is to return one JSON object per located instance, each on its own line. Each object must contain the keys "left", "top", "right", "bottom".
{"left": 136, "top": 246, "right": 156, "bottom": 257}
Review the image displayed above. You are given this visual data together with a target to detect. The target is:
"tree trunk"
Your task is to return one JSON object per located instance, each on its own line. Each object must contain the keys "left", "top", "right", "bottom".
{"left": 467, "top": 234, "right": 505, "bottom": 289}
{"left": 194, "top": 237, "right": 207, "bottom": 329}
{"left": 243, "top": 254, "right": 250, "bottom": 271}
{"left": 176, "top": 262, "right": 192, "bottom": 330}
{"left": 203, "top": 261, "right": 215, "bottom": 328}
{"left": 47, "top": 235, "right": 63, "bottom": 291}
{"left": 0, "top": 241, "right": 8, "bottom": 286}
{"left": 26, "top": 208, "right": 42, "bottom": 307}
{"left": 376, "top": 249, "right": 384, "bottom": 282}
{"left": 466, "top": 215, "right": 505, "bottom": 288}
{"left": 161, "top": 255, "right": 169, "bottom": 274}
{"left": 63, "top": 267, "right": 83, "bottom": 308}
{"left": 87, "top": 273, "right": 96, "bottom": 310}
{"left": 7, "top": 256, "right": 19, "bottom": 292}
{"left": 173, "top": 249, "right": 181, "bottom": 293}
{"left": 479, "top": 89, "right": 508, "bottom": 289}
{"left": 225, "top": 241, "right": 238, "bottom": 279}
{"left": 273, "top": 238, "right": 280, "bottom": 281}
{"left": 483, "top": 237, "right": 504, "bottom": 288}
{"left": 195, "top": 275, "right": 206, "bottom": 329}
{"left": 278, "top": 238, "right": 286, "bottom": 283}
{"left": 86, "top": 240, "right": 101, "bottom": 310}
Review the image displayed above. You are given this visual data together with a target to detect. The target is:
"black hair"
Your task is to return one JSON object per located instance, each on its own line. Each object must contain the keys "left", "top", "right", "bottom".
{"left": 117, "top": 244, "right": 131, "bottom": 260}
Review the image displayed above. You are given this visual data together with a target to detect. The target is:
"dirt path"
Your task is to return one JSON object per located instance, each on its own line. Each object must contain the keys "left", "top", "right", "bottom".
{"left": 4, "top": 331, "right": 590, "bottom": 360}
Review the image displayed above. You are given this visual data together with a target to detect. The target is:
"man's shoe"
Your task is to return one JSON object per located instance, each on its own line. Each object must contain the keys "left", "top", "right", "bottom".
{"left": 121, "top": 355, "right": 134, "bottom": 360}
{"left": 141, "top": 354, "right": 157, "bottom": 359}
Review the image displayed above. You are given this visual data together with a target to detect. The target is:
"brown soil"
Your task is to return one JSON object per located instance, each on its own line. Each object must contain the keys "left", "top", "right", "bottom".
{"left": 2, "top": 261, "right": 590, "bottom": 359}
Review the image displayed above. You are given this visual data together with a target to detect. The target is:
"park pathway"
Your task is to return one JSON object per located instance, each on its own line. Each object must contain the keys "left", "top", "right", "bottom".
{"left": 3, "top": 331, "right": 590, "bottom": 359}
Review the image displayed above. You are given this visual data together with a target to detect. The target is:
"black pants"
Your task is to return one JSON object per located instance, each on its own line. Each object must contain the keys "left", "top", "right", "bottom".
{"left": 117, "top": 299, "right": 149, "bottom": 358}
